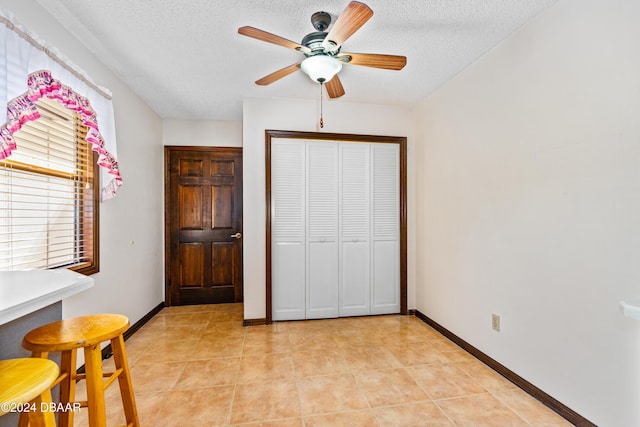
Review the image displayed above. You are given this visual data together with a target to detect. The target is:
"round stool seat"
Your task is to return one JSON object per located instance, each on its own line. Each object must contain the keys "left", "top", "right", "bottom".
{"left": 0, "top": 358, "right": 59, "bottom": 415}
{"left": 23, "top": 314, "right": 129, "bottom": 352}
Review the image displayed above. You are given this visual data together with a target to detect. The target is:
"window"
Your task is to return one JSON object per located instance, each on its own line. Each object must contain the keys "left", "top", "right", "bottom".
{"left": 0, "top": 97, "right": 99, "bottom": 274}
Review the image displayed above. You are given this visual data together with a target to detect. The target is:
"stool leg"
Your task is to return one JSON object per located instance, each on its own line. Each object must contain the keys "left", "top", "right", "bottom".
{"left": 19, "top": 352, "right": 51, "bottom": 427}
{"left": 84, "top": 344, "right": 107, "bottom": 427}
{"left": 58, "top": 349, "right": 77, "bottom": 427}
{"left": 28, "top": 386, "right": 56, "bottom": 427}
{"left": 111, "top": 334, "right": 140, "bottom": 427}
{"left": 17, "top": 408, "right": 29, "bottom": 427}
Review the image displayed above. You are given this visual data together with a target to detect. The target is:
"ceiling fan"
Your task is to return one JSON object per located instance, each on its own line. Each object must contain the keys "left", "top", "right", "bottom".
{"left": 237, "top": 1, "right": 407, "bottom": 99}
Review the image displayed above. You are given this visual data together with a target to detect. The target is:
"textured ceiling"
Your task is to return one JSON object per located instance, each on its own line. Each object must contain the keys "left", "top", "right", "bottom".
{"left": 34, "top": 0, "right": 558, "bottom": 120}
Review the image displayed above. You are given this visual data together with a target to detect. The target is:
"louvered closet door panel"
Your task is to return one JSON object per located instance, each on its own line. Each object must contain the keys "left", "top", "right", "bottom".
{"left": 306, "top": 141, "right": 339, "bottom": 319}
{"left": 371, "top": 143, "right": 400, "bottom": 314}
{"left": 271, "top": 140, "right": 306, "bottom": 320}
{"left": 339, "top": 143, "right": 371, "bottom": 316}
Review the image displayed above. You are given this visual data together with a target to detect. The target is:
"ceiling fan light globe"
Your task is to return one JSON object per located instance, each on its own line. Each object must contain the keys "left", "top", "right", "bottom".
{"left": 301, "top": 55, "right": 342, "bottom": 83}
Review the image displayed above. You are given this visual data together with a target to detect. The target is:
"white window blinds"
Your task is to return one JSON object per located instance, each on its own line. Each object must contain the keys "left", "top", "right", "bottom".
{"left": 0, "top": 98, "right": 97, "bottom": 271}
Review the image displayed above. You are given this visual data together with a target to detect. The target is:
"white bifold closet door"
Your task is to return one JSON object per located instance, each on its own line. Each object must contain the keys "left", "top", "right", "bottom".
{"left": 306, "top": 142, "right": 339, "bottom": 319}
{"left": 272, "top": 139, "right": 399, "bottom": 321}
{"left": 271, "top": 140, "right": 306, "bottom": 320}
{"left": 370, "top": 143, "right": 401, "bottom": 314}
{"left": 339, "top": 143, "right": 370, "bottom": 317}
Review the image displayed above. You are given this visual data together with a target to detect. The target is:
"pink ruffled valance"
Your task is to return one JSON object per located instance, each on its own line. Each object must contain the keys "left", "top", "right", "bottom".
{"left": 0, "top": 70, "right": 122, "bottom": 193}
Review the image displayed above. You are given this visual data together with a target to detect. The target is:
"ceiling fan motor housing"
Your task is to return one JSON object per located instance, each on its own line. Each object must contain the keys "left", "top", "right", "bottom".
{"left": 301, "top": 31, "right": 340, "bottom": 56}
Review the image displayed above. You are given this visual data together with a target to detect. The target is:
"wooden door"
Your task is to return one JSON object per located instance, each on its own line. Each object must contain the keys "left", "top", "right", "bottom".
{"left": 165, "top": 147, "right": 243, "bottom": 306}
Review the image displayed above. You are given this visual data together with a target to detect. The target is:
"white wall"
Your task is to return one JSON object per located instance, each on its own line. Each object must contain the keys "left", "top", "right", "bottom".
{"left": 163, "top": 119, "right": 242, "bottom": 147}
{"left": 4, "top": 1, "right": 165, "bottom": 325}
{"left": 414, "top": 0, "right": 640, "bottom": 425}
{"left": 242, "top": 97, "right": 415, "bottom": 320}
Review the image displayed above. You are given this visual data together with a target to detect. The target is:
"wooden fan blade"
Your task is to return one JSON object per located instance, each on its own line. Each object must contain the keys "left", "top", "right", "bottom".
{"left": 238, "top": 26, "right": 310, "bottom": 54}
{"left": 255, "top": 62, "right": 301, "bottom": 86}
{"left": 323, "top": 1, "right": 373, "bottom": 49}
{"left": 325, "top": 75, "right": 345, "bottom": 99}
{"left": 338, "top": 53, "right": 407, "bottom": 70}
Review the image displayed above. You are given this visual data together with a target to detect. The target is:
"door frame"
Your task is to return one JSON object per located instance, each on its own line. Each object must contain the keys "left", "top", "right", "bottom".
{"left": 164, "top": 145, "right": 243, "bottom": 306}
{"left": 265, "top": 130, "right": 407, "bottom": 323}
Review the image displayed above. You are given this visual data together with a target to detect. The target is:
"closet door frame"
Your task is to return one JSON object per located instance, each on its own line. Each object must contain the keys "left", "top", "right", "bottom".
{"left": 265, "top": 130, "right": 407, "bottom": 324}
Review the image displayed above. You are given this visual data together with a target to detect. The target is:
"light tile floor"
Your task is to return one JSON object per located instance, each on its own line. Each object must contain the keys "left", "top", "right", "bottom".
{"left": 71, "top": 304, "right": 573, "bottom": 426}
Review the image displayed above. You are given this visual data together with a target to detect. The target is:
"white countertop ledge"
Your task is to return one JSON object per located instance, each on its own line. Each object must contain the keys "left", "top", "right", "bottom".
{"left": 0, "top": 270, "right": 94, "bottom": 325}
{"left": 620, "top": 299, "right": 640, "bottom": 320}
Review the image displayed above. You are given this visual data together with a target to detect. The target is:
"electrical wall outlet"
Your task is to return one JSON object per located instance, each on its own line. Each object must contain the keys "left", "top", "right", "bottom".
{"left": 492, "top": 314, "right": 501, "bottom": 331}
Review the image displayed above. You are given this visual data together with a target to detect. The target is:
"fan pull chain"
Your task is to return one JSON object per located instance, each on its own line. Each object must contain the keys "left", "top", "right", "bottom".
{"left": 319, "top": 82, "right": 324, "bottom": 129}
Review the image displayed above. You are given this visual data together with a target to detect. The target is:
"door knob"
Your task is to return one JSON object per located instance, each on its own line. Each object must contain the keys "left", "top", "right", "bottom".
{"left": 230, "top": 232, "right": 242, "bottom": 239}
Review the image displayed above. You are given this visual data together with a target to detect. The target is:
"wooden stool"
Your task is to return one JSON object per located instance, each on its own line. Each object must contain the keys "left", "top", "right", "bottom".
{"left": 22, "top": 314, "right": 140, "bottom": 427}
{"left": 0, "top": 358, "right": 59, "bottom": 426}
